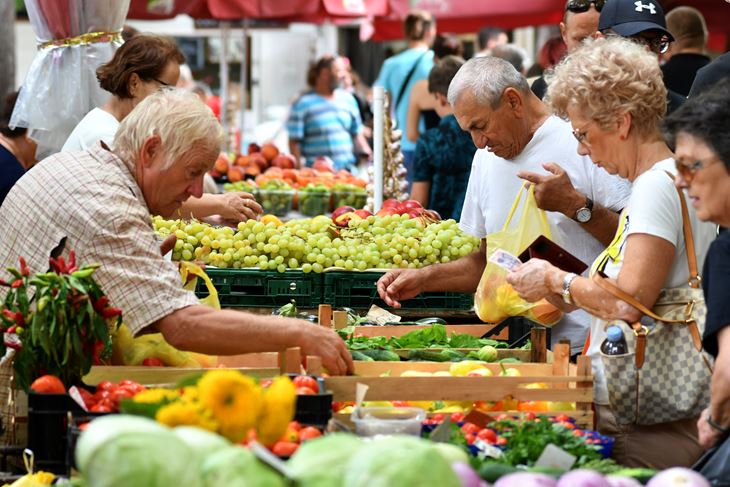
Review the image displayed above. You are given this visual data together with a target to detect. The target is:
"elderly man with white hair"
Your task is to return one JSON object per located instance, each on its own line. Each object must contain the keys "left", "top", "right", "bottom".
{"left": 378, "top": 56, "right": 629, "bottom": 355}
{"left": 0, "top": 90, "right": 353, "bottom": 375}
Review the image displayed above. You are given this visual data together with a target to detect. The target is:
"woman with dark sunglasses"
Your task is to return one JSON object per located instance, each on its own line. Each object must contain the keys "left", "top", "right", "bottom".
{"left": 507, "top": 36, "right": 716, "bottom": 469}
{"left": 664, "top": 84, "right": 730, "bottom": 465}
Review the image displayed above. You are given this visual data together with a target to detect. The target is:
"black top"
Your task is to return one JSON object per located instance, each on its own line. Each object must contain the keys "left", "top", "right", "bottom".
{"left": 662, "top": 53, "right": 711, "bottom": 97}
{"left": 702, "top": 229, "right": 730, "bottom": 358}
{"left": 421, "top": 109, "right": 440, "bottom": 131}
{"left": 689, "top": 52, "right": 730, "bottom": 98}
{"left": 531, "top": 76, "right": 548, "bottom": 100}
{"left": 0, "top": 144, "right": 26, "bottom": 206}
{"left": 666, "top": 88, "right": 686, "bottom": 116}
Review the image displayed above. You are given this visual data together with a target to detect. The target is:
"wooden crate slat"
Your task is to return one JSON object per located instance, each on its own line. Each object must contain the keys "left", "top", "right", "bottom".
{"left": 84, "top": 366, "right": 279, "bottom": 385}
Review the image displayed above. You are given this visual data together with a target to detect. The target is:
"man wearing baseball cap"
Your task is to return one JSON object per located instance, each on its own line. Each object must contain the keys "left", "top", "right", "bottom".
{"left": 598, "top": 0, "right": 686, "bottom": 114}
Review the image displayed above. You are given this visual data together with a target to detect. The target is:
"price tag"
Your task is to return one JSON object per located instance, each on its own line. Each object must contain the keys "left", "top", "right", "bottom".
{"left": 473, "top": 439, "right": 504, "bottom": 459}
{"left": 534, "top": 443, "right": 577, "bottom": 471}
{"left": 366, "top": 305, "right": 401, "bottom": 325}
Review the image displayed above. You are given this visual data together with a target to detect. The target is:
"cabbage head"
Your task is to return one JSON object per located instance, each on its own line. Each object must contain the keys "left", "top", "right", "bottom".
{"left": 78, "top": 416, "right": 201, "bottom": 487}
{"left": 288, "top": 433, "right": 364, "bottom": 487}
{"left": 200, "top": 446, "right": 285, "bottom": 487}
{"left": 343, "top": 435, "right": 461, "bottom": 487}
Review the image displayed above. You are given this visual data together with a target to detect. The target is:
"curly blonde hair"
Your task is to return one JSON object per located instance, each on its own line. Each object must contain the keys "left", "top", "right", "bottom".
{"left": 545, "top": 37, "right": 666, "bottom": 137}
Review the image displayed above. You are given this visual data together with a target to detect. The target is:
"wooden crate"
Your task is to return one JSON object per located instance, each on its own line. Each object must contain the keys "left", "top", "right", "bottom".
{"left": 326, "top": 343, "right": 594, "bottom": 428}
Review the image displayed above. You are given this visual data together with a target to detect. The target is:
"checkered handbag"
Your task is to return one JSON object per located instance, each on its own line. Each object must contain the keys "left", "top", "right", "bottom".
{"left": 593, "top": 177, "right": 712, "bottom": 425}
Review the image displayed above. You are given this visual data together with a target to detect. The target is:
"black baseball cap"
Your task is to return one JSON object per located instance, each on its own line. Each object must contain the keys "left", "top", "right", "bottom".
{"left": 598, "top": 0, "right": 674, "bottom": 41}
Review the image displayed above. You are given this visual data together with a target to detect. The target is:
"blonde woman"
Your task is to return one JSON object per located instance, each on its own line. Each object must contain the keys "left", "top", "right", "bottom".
{"left": 506, "top": 37, "right": 716, "bottom": 468}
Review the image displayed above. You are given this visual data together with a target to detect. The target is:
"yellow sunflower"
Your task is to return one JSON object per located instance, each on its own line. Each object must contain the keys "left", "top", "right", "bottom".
{"left": 197, "top": 370, "right": 262, "bottom": 442}
{"left": 155, "top": 401, "right": 218, "bottom": 432}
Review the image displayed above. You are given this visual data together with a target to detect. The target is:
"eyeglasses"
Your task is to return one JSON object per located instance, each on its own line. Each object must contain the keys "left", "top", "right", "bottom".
{"left": 675, "top": 156, "right": 722, "bottom": 184}
{"left": 566, "top": 0, "right": 606, "bottom": 13}
{"left": 632, "top": 35, "right": 670, "bottom": 55}
{"left": 572, "top": 127, "right": 591, "bottom": 148}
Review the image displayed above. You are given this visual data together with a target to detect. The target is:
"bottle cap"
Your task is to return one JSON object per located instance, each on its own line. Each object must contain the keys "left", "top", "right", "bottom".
{"left": 606, "top": 325, "right": 623, "bottom": 342}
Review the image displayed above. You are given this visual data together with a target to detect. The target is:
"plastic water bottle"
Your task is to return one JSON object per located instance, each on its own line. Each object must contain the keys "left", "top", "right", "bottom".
{"left": 601, "top": 325, "right": 628, "bottom": 355}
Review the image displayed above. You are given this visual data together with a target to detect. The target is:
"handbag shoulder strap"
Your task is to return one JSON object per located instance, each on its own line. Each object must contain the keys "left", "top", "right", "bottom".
{"left": 591, "top": 170, "right": 701, "bottom": 324}
{"left": 394, "top": 51, "right": 428, "bottom": 112}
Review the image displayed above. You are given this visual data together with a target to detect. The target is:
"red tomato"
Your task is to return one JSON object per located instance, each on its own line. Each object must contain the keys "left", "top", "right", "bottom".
{"left": 450, "top": 412, "right": 465, "bottom": 423}
{"left": 431, "top": 413, "right": 445, "bottom": 422}
{"left": 298, "top": 427, "right": 322, "bottom": 442}
{"left": 555, "top": 414, "right": 572, "bottom": 422}
{"left": 30, "top": 375, "right": 66, "bottom": 394}
{"left": 292, "top": 376, "right": 319, "bottom": 393}
{"left": 260, "top": 380, "right": 273, "bottom": 388}
{"left": 522, "top": 412, "right": 537, "bottom": 420}
{"left": 496, "top": 437, "right": 508, "bottom": 446}
{"left": 96, "top": 381, "right": 114, "bottom": 392}
{"left": 461, "top": 423, "right": 479, "bottom": 435}
{"left": 464, "top": 433, "right": 476, "bottom": 445}
{"left": 271, "top": 441, "right": 299, "bottom": 457}
{"left": 76, "top": 387, "right": 95, "bottom": 408}
{"left": 558, "top": 421, "right": 575, "bottom": 430}
{"left": 78, "top": 422, "right": 90, "bottom": 431}
{"left": 288, "top": 421, "right": 302, "bottom": 432}
{"left": 90, "top": 403, "right": 112, "bottom": 413}
{"left": 495, "top": 414, "right": 510, "bottom": 421}
{"left": 572, "top": 429, "right": 585, "bottom": 437}
{"left": 110, "top": 388, "right": 135, "bottom": 405}
{"left": 477, "top": 428, "right": 498, "bottom": 443}
{"left": 296, "top": 387, "right": 316, "bottom": 395}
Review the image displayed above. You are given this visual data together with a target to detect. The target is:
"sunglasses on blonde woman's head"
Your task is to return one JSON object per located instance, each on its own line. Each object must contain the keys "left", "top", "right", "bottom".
{"left": 566, "top": 0, "right": 606, "bottom": 13}
{"left": 675, "top": 156, "right": 722, "bottom": 184}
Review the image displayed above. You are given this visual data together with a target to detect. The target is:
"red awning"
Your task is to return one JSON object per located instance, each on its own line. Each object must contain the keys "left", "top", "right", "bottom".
{"left": 370, "top": 0, "right": 565, "bottom": 40}
{"left": 126, "top": 0, "right": 387, "bottom": 21}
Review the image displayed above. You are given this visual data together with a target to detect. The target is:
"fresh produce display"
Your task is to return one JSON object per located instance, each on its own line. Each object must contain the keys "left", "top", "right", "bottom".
{"left": 332, "top": 183, "right": 367, "bottom": 210}
{"left": 255, "top": 166, "right": 367, "bottom": 191}
{"left": 153, "top": 214, "right": 480, "bottom": 272}
{"left": 222, "top": 180, "right": 257, "bottom": 193}
{"left": 298, "top": 184, "right": 331, "bottom": 216}
{"left": 0, "top": 254, "right": 120, "bottom": 391}
{"left": 341, "top": 323, "right": 509, "bottom": 361}
{"left": 256, "top": 180, "right": 295, "bottom": 216}
{"left": 122, "top": 370, "right": 296, "bottom": 444}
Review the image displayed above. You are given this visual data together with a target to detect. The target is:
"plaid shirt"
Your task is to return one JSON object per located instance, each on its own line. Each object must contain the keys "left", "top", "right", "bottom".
{"left": 0, "top": 144, "right": 199, "bottom": 335}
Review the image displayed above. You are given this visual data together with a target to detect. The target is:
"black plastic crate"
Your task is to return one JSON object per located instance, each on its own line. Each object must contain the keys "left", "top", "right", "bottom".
{"left": 196, "top": 268, "right": 324, "bottom": 308}
{"left": 322, "top": 271, "right": 473, "bottom": 311}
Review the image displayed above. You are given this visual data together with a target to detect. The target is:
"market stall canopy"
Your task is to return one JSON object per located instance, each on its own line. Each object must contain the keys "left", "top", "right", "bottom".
{"left": 126, "top": 0, "right": 387, "bottom": 22}
{"left": 369, "top": 0, "right": 565, "bottom": 41}
{"left": 11, "top": 0, "right": 129, "bottom": 158}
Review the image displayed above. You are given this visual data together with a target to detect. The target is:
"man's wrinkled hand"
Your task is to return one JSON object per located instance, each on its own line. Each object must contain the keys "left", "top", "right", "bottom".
{"left": 217, "top": 192, "right": 263, "bottom": 222}
{"left": 518, "top": 162, "right": 584, "bottom": 216}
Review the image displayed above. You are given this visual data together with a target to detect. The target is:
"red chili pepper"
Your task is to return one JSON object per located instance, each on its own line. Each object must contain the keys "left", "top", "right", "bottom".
{"left": 67, "top": 266, "right": 78, "bottom": 273}
{"left": 18, "top": 257, "right": 29, "bottom": 277}
{"left": 10, "top": 279, "right": 23, "bottom": 288}
{"left": 6, "top": 325, "right": 16, "bottom": 334}
{"left": 0, "top": 279, "right": 8, "bottom": 287}
{"left": 92, "top": 340, "right": 105, "bottom": 365}
{"left": 93, "top": 296, "right": 109, "bottom": 313}
{"left": 101, "top": 307, "right": 122, "bottom": 319}
{"left": 57, "top": 256, "right": 67, "bottom": 274}
{"left": 68, "top": 250, "right": 76, "bottom": 270}
{"left": 2, "top": 309, "right": 16, "bottom": 321}
{"left": 14, "top": 312, "right": 24, "bottom": 327}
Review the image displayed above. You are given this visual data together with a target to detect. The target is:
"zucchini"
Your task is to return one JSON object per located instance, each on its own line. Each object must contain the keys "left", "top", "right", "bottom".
{"left": 612, "top": 468, "right": 657, "bottom": 483}
{"left": 407, "top": 350, "right": 450, "bottom": 362}
{"left": 350, "top": 350, "right": 374, "bottom": 362}
{"left": 360, "top": 349, "right": 401, "bottom": 361}
{"left": 478, "top": 463, "right": 518, "bottom": 483}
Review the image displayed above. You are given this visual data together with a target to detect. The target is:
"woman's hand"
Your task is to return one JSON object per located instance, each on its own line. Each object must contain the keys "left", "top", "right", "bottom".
{"left": 506, "top": 258, "right": 561, "bottom": 302}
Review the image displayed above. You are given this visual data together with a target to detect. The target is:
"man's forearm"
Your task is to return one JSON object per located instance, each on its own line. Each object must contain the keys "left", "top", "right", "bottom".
{"left": 578, "top": 204, "right": 619, "bottom": 247}
{"left": 421, "top": 240, "right": 486, "bottom": 293}
{"left": 158, "top": 305, "right": 306, "bottom": 355}
{"left": 289, "top": 141, "right": 302, "bottom": 165}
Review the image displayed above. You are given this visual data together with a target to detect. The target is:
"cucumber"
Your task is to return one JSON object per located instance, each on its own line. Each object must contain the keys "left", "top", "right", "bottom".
{"left": 526, "top": 466, "right": 565, "bottom": 478}
{"left": 612, "top": 468, "right": 657, "bottom": 483}
{"left": 439, "top": 349, "right": 466, "bottom": 361}
{"left": 478, "top": 463, "right": 518, "bottom": 483}
{"left": 407, "top": 350, "right": 450, "bottom": 362}
{"left": 350, "top": 350, "right": 374, "bottom": 362}
{"left": 360, "top": 349, "right": 401, "bottom": 361}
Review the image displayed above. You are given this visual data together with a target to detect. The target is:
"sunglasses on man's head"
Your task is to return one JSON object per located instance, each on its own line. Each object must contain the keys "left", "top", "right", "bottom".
{"left": 566, "top": 0, "right": 606, "bottom": 13}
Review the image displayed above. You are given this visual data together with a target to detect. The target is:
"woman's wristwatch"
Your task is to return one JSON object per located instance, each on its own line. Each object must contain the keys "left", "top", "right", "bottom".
{"left": 562, "top": 273, "right": 578, "bottom": 305}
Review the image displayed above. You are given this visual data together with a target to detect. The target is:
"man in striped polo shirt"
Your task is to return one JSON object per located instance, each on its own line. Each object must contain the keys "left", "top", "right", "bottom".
{"left": 287, "top": 56, "right": 371, "bottom": 171}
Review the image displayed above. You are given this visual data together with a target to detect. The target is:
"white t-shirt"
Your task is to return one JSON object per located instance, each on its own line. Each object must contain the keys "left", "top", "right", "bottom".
{"left": 460, "top": 115, "right": 631, "bottom": 354}
{"left": 62, "top": 108, "right": 120, "bottom": 152}
{"left": 588, "top": 158, "right": 716, "bottom": 404}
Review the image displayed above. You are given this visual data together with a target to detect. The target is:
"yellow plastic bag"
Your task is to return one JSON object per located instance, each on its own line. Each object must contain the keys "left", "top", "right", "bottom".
{"left": 475, "top": 183, "right": 563, "bottom": 326}
{"left": 112, "top": 262, "right": 219, "bottom": 368}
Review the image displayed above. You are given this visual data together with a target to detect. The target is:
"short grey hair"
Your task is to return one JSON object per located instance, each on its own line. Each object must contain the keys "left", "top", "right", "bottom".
{"left": 114, "top": 89, "right": 223, "bottom": 171}
{"left": 447, "top": 56, "right": 530, "bottom": 109}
